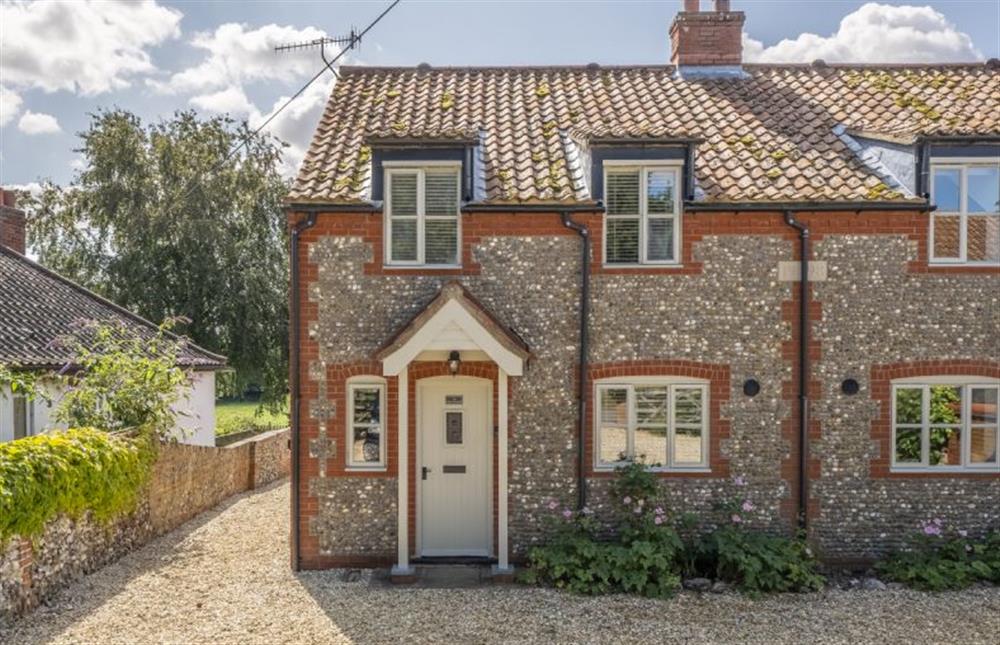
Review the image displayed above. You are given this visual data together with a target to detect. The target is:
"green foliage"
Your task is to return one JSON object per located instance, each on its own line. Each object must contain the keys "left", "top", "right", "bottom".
{"left": 55, "top": 319, "right": 191, "bottom": 439}
{"left": 877, "top": 522, "right": 1000, "bottom": 591}
{"left": 0, "top": 428, "right": 154, "bottom": 542}
{"left": 519, "top": 462, "right": 682, "bottom": 598}
{"left": 0, "top": 363, "right": 49, "bottom": 403}
{"left": 20, "top": 108, "right": 289, "bottom": 406}
{"left": 215, "top": 400, "right": 289, "bottom": 437}
{"left": 894, "top": 386, "right": 961, "bottom": 463}
{"left": 679, "top": 476, "right": 825, "bottom": 595}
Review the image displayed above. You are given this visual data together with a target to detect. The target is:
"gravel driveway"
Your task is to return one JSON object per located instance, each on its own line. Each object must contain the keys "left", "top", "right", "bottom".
{"left": 2, "top": 481, "right": 998, "bottom": 645}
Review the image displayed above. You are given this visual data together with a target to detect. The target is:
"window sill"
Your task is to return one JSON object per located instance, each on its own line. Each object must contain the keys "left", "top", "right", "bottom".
{"left": 889, "top": 466, "right": 999, "bottom": 475}
{"left": 928, "top": 261, "right": 1000, "bottom": 268}
{"left": 382, "top": 265, "right": 463, "bottom": 271}
{"left": 601, "top": 263, "right": 683, "bottom": 269}
{"left": 344, "top": 466, "right": 388, "bottom": 473}
{"left": 594, "top": 466, "right": 711, "bottom": 474}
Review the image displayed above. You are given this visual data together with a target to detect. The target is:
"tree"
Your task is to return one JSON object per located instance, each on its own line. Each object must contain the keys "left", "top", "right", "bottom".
{"left": 55, "top": 319, "right": 191, "bottom": 439}
{"left": 22, "top": 109, "right": 290, "bottom": 405}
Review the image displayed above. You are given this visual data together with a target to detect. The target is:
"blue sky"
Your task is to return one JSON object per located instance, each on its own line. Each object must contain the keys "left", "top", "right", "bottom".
{"left": 1, "top": 0, "right": 998, "bottom": 188}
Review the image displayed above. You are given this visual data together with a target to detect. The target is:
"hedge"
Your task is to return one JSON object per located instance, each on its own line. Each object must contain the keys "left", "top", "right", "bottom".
{"left": 0, "top": 428, "right": 155, "bottom": 543}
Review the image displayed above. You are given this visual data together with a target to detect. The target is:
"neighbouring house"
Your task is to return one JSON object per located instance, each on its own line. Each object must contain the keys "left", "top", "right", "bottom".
{"left": 0, "top": 189, "right": 226, "bottom": 446}
{"left": 285, "top": 1, "right": 999, "bottom": 575}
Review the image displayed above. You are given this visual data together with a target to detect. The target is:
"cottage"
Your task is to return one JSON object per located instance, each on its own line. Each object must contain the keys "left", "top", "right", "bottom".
{"left": 285, "top": 1, "right": 999, "bottom": 576}
{"left": 0, "top": 190, "right": 226, "bottom": 446}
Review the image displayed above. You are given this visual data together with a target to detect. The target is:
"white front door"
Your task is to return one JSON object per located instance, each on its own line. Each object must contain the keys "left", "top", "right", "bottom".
{"left": 418, "top": 377, "right": 491, "bottom": 557}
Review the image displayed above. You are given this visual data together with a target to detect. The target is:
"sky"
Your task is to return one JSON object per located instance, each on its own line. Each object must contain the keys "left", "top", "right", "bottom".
{"left": 1, "top": 0, "right": 998, "bottom": 188}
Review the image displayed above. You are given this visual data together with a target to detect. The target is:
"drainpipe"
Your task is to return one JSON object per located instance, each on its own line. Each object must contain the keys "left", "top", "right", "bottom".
{"left": 783, "top": 210, "right": 810, "bottom": 532}
{"left": 560, "top": 211, "right": 591, "bottom": 510}
{"left": 289, "top": 211, "right": 317, "bottom": 571}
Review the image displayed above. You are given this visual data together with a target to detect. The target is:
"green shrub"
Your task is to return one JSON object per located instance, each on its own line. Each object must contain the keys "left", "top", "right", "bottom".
{"left": 679, "top": 476, "right": 824, "bottom": 595}
{"left": 876, "top": 521, "right": 1000, "bottom": 591}
{"left": 0, "top": 428, "right": 154, "bottom": 543}
{"left": 519, "top": 462, "right": 683, "bottom": 598}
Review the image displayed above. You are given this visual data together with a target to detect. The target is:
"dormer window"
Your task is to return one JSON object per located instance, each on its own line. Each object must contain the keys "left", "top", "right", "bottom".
{"left": 603, "top": 162, "right": 682, "bottom": 265}
{"left": 930, "top": 160, "right": 999, "bottom": 265}
{"left": 385, "top": 164, "right": 461, "bottom": 266}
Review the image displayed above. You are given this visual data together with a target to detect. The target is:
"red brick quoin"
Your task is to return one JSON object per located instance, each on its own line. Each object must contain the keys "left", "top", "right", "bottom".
{"left": 870, "top": 360, "right": 1000, "bottom": 479}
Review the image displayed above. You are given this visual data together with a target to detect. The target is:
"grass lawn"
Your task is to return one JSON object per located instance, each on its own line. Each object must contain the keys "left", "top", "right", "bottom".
{"left": 215, "top": 400, "right": 289, "bottom": 437}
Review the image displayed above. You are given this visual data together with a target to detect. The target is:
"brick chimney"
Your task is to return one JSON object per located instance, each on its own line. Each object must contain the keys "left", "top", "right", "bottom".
{"left": 0, "top": 189, "right": 27, "bottom": 255}
{"left": 670, "top": 0, "right": 745, "bottom": 70}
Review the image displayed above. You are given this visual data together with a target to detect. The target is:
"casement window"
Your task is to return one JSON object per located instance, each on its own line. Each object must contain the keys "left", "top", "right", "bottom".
{"left": 603, "top": 163, "right": 681, "bottom": 265}
{"left": 13, "top": 394, "right": 32, "bottom": 440}
{"left": 891, "top": 380, "right": 999, "bottom": 472}
{"left": 930, "top": 161, "right": 1000, "bottom": 264}
{"left": 347, "top": 379, "right": 387, "bottom": 469}
{"left": 595, "top": 380, "right": 708, "bottom": 470}
{"left": 385, "top": 165, "right": 461, "bottom": 266}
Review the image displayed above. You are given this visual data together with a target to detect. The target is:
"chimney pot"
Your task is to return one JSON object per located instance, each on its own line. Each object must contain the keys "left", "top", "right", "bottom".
{"left": 684, "top": 0, "right": 700, "bottom": 11}
{"left": 715, "top": 0, "right": 731, "bottom": 11}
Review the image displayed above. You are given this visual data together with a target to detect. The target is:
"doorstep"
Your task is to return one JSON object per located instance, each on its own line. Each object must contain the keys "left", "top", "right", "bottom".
{"left": 387, "top": 564, "right": 512, "bottom": 587}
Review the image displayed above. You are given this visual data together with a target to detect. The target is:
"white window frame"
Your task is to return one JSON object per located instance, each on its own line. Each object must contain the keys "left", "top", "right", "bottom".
{"left": 594, "top": 376, "right": 709, "bottom": 472}
{"left": 346, "top": 377, "right": 388, "bottom": 470}
{"left": 929, "top": 158, "right": 1000, "bottom": 265}
{"left": 384, "top": 162, "right": 462, "bottom": 267}
{"left": 890, "top": 377, "right": 1000, "bottom": 473}
{"left": 602, "top": 160, "right": 683, "bottom": 267}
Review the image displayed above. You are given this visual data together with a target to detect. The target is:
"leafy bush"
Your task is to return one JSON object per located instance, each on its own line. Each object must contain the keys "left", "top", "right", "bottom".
{"left": 519, "top": 462, "right": 682, "bottom": 598}
{"left": 0, "top": 428, "right": 154, "bottom": 542}
{"left": 215, "top": 400, "right": 289, "bottom": 437}
{"left": 679, "top": 476, "right": 825, "bottom": 595}
{"left": 876, "top": 520, "right": 1000, "bottom": 591}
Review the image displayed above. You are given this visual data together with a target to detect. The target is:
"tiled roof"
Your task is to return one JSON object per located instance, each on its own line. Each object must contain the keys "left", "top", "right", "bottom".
{"left": 0, "top": 246, "right": 226, "bottom": 370}
{"left": 290, "top": 63, "right": 999, "bottom": 205}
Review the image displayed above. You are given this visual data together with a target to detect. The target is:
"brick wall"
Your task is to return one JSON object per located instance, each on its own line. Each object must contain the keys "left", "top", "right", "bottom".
{"left": 0, "top": 188, "right": 26, "bottom": 255}
{"left": 0, "top": 429, "right": 289, "bottom": 624}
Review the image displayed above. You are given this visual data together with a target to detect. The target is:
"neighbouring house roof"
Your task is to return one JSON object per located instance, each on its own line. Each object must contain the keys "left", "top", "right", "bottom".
{"left": 289, "top": 63, "right": 1000, "bottom": 206}
{"left": 0, "top": 245, "right": 226, "bottom": 370}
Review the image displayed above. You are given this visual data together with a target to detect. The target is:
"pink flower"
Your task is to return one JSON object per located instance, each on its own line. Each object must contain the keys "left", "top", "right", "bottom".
{"left": 731, "top": 514, "right": 743, "bottom": 524}
{"left": 654, "top": 516, "right": 664, "bottom": 525}
{"left": 741, "top": 500, "right": 755, "bottom": 512}
{"left": 922, "top": 521, "right": 942, "bottom": 536}
{"left": 623, "top": 496, "right": 632, "bottom": 504}
{"left": 654, "top": 507, "right": 665, "bottom": 516}
{"left": 547, "top": 500, "right": 558, "bottom": 510}
{"left": 733, "top": 476, "right": 747, "bottom": 487}
{"left": 562, "top": 509, "right": 573, "bottom": 519}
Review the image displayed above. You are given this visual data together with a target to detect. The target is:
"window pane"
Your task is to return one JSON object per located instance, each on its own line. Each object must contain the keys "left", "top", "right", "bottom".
{"left": 674, "top": 426, "right": 703, "bottom": 464}
{"left": 352, "top": 426, "right": 381, "bottom": 463}
{"left": 967, "top": 214, "right": 1000, "bottom": 262}
{"left": 13, "top": 397, "right": 27, "bottom": 440}
{"left": 647, "top": 170, "right": 675, "bottom": 215}
{"left": 895, "top": 388, "right": 923, "bottom": 424}
{"left": 352, "top": 387, "right": 381, "bottom": 424}
{"left": 932, "top": 214, "right": 961, "bottom": 259}
{"left": 390, "top": 173, "right": 418, "bottom": 216}
{"left": 932, "top": 168, "right": 960, "bottom": 211}
{"left": 647, "top": 218, "right": 675, "bottom": 262}
{"left": 600, "top": 388, "right": 628, "bottom": 425}
{"left": 635, "top": 386, "right": 667, "bottom": 425}
{"left": 425, "top": 171, "right": 459, "bottom": 215}
{"left": 972, "top": 387, "right": 998, "bottom": 424}
{"left": 929, "top": 426, "right": 961, "bottom": 466}
{"left": 606, "top": 171, "right": 640, "bottom": 215}
{"left": 966, "top": 166, "right": 999, "bottom": 213}
{"left": 970, "top": 426, "right": 998, "bottom": 464}
{"left": 606, "top": 218, "right": 640, "bottom": 264}
{"left": 634, "top": 426, "right": 666, "bottom": 466}
{"left": 390, "top": 220, "right": 417, "bottom": 261}
{"left": 424, "top": 219, "right": 458, "bottom": 265}
{"left": 675, "top": 388, "right": 704, "bottom": 425}
{"left": 895, "top": 427, "right": 922, "bottom": 463}
{"left": 929, "top": 386, "right": 962, "bottom": 424}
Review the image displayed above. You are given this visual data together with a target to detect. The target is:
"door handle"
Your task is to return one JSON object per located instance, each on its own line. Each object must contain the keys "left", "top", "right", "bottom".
{"left": 422, "top": 466, "right": 431, "bottom": 480}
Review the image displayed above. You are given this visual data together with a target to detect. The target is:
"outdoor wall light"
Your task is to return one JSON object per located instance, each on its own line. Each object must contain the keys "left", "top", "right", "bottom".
{"left": 447, "top": 350, "right": 461, "bottom": 376}
{"left": 743, "top": 379, "right": 761, "bottom": 397}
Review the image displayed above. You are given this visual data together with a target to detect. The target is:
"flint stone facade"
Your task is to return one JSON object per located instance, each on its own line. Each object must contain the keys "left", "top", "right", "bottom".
{"left": 294, "top": 208, "right": 998, "bottom": 567}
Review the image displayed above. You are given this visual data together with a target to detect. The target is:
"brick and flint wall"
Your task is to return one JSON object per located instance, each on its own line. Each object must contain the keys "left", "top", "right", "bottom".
{"left": 291, "top": 207, "right": 999, "bottom": 567}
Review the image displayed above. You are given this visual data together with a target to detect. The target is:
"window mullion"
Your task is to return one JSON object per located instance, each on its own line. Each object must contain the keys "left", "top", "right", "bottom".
{"left": 666, "top": 384, "right": 675, "bottom": 468}
{"left": 921, "top": 385, "right": 930, "bottom": 467}
{"left": 416, "top": 169, "right": 426, "bottom": 265}
{"left": 627, "top": 386, "right": 636, "bottom": 460}
{"left": 959, "top": 168, "right": 968, "bottom": 262}
{"left": 639, "top": 168, "right": 648, "bottom": 264}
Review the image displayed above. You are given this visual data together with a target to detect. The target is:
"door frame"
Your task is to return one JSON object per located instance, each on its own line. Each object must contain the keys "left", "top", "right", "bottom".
{"left": 415, "top": 375, "right": 494, "bottom": 557}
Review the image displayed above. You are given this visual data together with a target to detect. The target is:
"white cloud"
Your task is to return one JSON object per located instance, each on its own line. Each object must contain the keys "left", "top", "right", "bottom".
{"left": 150, "top": 23, "right": 329, "bottom": 95}
{"left": 744, "top": 3, "right": 982, "bottom": 64}
{"left": 0, "top": 86, "right": 23, "bottom": 126}
{"left": 189, "top": 86, "right": 260, "bottom": 118}
{"left": 253, "top": 76, "right": 335, "bottom": 178}
{"left": 0, "top": 0, "right": 182, "bottom": 96}
{"left": 17, "top": 111, "right": 61, "bottom": 135}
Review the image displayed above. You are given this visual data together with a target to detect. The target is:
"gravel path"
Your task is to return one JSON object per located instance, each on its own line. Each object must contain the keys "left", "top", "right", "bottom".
{"left": 3, "top": 481, "right": 998, "bottom": 644}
